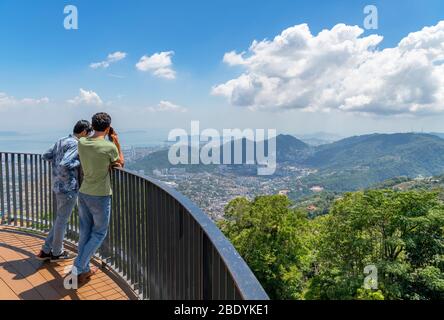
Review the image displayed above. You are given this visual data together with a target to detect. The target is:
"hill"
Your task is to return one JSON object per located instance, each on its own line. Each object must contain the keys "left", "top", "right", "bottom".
{"left": 128, "top": 134, "right": 310, "bottom": 173}
{"left": 300, "top": 133, "right": 444, "bottom": 191}
{"left": 128, "top": 132, "right": 444, "bottom": 194}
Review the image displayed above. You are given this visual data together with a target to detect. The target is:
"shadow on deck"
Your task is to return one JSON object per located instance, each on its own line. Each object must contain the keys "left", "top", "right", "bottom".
{"left": 0, "top": 226, "right": 137, "bottom": 300}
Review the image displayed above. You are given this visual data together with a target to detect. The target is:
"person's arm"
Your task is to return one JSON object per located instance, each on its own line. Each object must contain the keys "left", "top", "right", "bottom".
{"left": 109, "top": 130, "right": 125, "bottom": 167}
{"left": 42, "top": 143, "right": 56, "bottom": 161}
{"left": 59, "top": 143, "right": 80, "bottom": 170}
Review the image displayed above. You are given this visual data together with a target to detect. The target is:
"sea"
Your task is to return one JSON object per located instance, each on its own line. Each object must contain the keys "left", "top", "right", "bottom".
{"left": 0, "top": 130, "right": 169, "bottom": 154}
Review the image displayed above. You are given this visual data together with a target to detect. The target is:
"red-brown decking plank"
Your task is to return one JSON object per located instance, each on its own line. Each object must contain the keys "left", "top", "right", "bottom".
{"left": 0, "top": 226, "right": 134, "bottom": 300}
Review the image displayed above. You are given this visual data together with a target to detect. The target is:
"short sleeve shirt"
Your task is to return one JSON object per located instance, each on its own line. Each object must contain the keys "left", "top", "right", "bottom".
{"left": 78, "top": 137, "right": 119, "bottom": 196}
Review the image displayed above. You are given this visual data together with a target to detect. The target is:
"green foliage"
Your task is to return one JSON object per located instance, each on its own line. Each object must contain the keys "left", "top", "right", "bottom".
{"left": 218, "top": 195, "right": 314, "bottom": 299}
{"left": 355, "top": 288, "right": 385, "bottom": 300}
{"left": 221, "top": 190, "right": 444, "bottom": 300}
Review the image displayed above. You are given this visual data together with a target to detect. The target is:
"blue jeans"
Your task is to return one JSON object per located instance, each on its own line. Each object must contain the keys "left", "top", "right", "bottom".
{"left": 42, "top": 192, "right": 78, "bottom": 256}
{"left": 73, "top": 192, "right": 111, "bottom": 274}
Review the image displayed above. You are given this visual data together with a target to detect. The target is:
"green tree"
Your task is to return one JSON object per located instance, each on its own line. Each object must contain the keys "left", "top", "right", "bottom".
{"left": 218, "top": 195, "right": 314, "bottom": 299}
{"left": 307, "top": 190, "right": 444, "bottom": 300}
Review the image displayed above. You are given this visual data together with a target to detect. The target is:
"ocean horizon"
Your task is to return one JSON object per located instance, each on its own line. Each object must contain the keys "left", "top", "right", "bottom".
{"left": 0, "top": 130, "right": 169, "bottom": 153}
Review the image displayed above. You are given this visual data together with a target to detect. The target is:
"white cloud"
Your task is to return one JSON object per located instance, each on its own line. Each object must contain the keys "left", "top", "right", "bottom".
{"left": 147, "top": 100, "right": 187, "bottom": 112}
{"left": 136, "top": 51, "right": 176, "bottom": 79}
{"left": 90, "top": 51, "right": 127, "bottom": 69}
{"left": 212, "top": 21, "right": 444, "bottom": 116}
{"left": 0, "top": 92, "right": 49, "bottom": 108}
{"left": 68, "top": 89, "right": 103, "bottom": 106}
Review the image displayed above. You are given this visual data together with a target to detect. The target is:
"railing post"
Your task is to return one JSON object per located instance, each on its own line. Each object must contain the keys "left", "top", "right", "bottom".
{"left": 202, "top": 234, "right": 213, "bottom": 300}
{"left": 0, "top": 153, "right": 4, "bottom": 225}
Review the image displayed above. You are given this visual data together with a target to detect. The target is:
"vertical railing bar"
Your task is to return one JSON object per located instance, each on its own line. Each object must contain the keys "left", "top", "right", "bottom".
{"left": 11, "top": 153, "right": 17, "bottom": 226}
{"left": 131, "top": 174, "right": 137, "bottom": 289}
{"left": 172, "top": 199, "right": 177, "bottom": 300}
{"left": 129, "top": 172, "right": 134, "bottom": 286}
{"left": 135, "top": 175, "right": 140, "bottom": 289}
{"left": 0, "top": 153, "right": 4, "bottom": 225}
{"left": 39, "top": 155, "right": 45, "bottom": 231}
{"left": 193, "top": 220, "right": 198, "bottom": 299}
{"left": 120, "top": 171, "right": 126, "bottom": 276}
{"left": 180, "top": 206, "right": 185, "bottom": 299}
{"left": 163, "top": 192, "right": 169, "bottom": 299}
{"left": 166, "top": 195, "right": 172, "bottom": 299}
{"left": 143, "top": 180, "right": 150, "bottom": 299}
{"left": 18, "top": 154, "right": 23, "bottom": 227}
{"left": 220, "top": 257, "right": 227, "bottom": 299}
{"left": 170, "top": 196, "right": 175, "bottom": 299}
{"left": 226, "top": 275, "right": 235, "bottom": 300}
{"left": 145, "top": 180, "right": 152, "bottom": 299}
{"left": 34, "top": 154, "right": 39, "bottom": 230}
{"left": 212, "top": 247, "right": 218, "bottom": 299}
{"left": 128, "top": 171, "right": 134, "bottom": 284}
{"left": 24, "top": 154, "right": 29, "bottom": 228}
{"left": 30, "top": 155, "right": 34, "bottom": 229}
{"left": 43, "top": 159, "right": 49, "bottom": 229}
{"left": 187, "top": 211, "right": 192, "bottom": 299}
{"left": 48, "top": 161, "right": 53, "bottom": 227}
{"left": 124, "top": 171, "right": 130, "bottom": 279}
{"left": 110, "top": 170, "right": 116, "bottom": 268}
{"left": 199, "top": 227, "right": 203, "bottom": 299}
{"left": 148, "top": 183, "right": 155, "bottom": 298}
{"left": 37, "top": 154, "right": 42, "bottom": 231}
{"left": 136, "top": 176, "right": 142, "bottom": 294}
{"left": 140, "top": 178, "right": 146, "bottom": 299}
{"left": 140, "top": 179, "right": 145, "bottom": 298}
{"left": 137, "top": 176, "right": 142, "bottom": 291}
{"left": 154, "top": 183, "right": 159, "bottom": 299}
{"left": 120, "top": 171, "right": 125, "bottom": 277}
{"left": 136, "top": 177, "right": 143, "bottom": 295}
{"left": 169, "top": 197, "right": 175, "bottom": 299}
{"left": 116, "top": 169, "right": 122, "bottom": 272}
{"left": 5, "top": 154, "right": 10, "bottom": 225}
{"left": 183, "top": 210, "right": 188, "bottom": 299}
{"left": 182, "top": 207, "right": 187, "bottom": 299}
{"left": 159, "top": 190, "right": 165, "bottom": 299}
{"left": 158, "top": 185, "right": 162, "bottom": 299}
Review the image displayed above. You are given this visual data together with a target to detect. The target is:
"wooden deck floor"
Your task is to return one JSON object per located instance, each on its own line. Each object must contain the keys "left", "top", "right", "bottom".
{"left": 0, "top": 226, "right": 135, "bottom": 300}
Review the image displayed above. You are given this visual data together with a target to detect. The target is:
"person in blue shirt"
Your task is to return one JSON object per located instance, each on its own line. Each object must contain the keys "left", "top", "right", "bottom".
{"left": 36, "top": 120, "right": 92, "bottom": 262}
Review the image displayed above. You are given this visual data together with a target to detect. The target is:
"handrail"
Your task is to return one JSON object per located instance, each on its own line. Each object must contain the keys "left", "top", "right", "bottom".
{"left": 0, "top": 151, "right": 269, "bottom": 300}
{"left": 115, "top": 167, "right": 269, "bottom": 299}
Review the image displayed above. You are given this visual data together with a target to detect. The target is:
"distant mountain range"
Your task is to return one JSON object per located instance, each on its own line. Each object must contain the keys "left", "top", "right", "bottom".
{"left": 305, "top": 133, "right": 444, "bottom": 173}
{"left": 128, "top": 132, "right": 444, "bottom": 193}
{"left": 295, "top": 132, "right": 344, "bottom": 146}
{"left": 299, "top": 133, "right": 444, "bottom": 191}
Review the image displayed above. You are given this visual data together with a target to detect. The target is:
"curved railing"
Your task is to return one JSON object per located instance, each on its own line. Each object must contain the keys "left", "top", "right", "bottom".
{"left": 0, "top": 152, "right": 269, "bottom": 300}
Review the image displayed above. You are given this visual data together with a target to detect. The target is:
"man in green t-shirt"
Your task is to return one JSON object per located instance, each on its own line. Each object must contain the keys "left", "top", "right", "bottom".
{"left": 72, "top": 112, "right": 124, "bottom": 284}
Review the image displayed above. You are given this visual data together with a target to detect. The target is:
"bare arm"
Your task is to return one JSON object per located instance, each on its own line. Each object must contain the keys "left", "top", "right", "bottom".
{"left": 109, "top": 130, "right": 125, "bottom": 167}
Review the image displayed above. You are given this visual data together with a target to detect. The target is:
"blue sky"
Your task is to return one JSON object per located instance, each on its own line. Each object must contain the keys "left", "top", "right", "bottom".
{"left": 1, "top": 0, "right": 444, "bottom": 137}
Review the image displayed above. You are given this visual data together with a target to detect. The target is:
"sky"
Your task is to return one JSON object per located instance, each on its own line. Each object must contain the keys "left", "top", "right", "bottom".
{"left": 1, "top": 0, "right": 444, "bottom": 140}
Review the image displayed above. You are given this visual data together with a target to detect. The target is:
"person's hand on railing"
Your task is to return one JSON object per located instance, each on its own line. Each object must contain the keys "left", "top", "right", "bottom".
{"left": 110, "top": 162, "right": 123, "bottom": 169}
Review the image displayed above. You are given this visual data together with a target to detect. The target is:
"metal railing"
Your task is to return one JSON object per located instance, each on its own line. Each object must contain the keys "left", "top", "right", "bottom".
{"left": 0, "top": 152, "right": 269, "bottom": 300}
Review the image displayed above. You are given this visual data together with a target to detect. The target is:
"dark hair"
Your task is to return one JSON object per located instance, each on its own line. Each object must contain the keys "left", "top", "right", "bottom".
{"left": 91, "top": 112, "right": 112, "bottom": 132}
{"left": 73, "top": 120, "right": 92, "bottom": 134}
